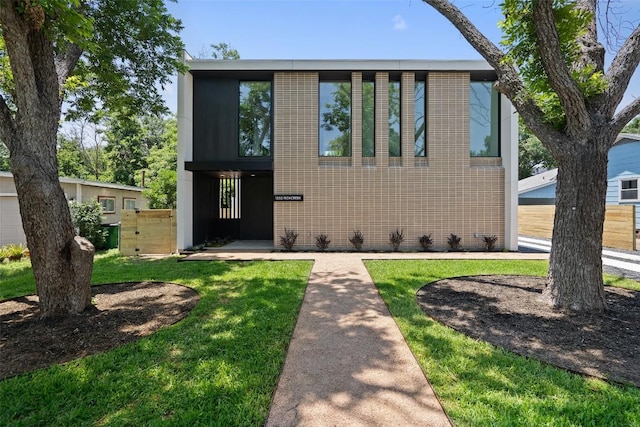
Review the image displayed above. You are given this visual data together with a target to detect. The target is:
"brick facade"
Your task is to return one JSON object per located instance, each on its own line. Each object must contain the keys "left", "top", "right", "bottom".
{"left": 273, "top": 71, "right": 504, "bottom": 250}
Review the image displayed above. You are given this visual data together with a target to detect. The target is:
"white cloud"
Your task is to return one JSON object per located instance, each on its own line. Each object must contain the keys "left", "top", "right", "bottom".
{"left": 393, "top": 15, "right": 407, "bottom": 31}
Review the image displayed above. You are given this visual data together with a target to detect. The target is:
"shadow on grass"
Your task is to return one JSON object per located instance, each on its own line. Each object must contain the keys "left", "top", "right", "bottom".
{"left": 0, "top": 258, "right": 313, "bottom": 427}
{"left": 366, "top": 259, "right": 640, "bottom": 427}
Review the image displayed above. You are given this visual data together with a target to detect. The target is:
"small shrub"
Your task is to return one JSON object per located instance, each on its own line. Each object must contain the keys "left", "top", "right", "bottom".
{"left": 315, "top": 233, "right": 330, "bottom": 251}
{"left": 483, "top": 235, "right": 498, "bottom": 251}
{"left": 418, "top": 234, "right": 433, "bottom": 251}
{"left": 349, "top": 230, "right": 365, "bottom": 251}
{"left": 279, "top": 228, "right": 298, "bottom": 251}
{"left": 1, "top": 243, "right": 28, "bottom": 262}
{"left": 389, "top": 228, "right": 405, "bottom": 251}
{"left": 447, "top": 233, "right": 462, "bottom": 251}
{"left": 69, "top": 199, "right": 107, "bottom": 250}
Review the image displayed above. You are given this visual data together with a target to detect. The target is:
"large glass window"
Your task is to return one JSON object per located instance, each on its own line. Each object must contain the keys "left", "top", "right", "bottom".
{"left": 362, "top": 81, "right": 375, "bottom": 157}
{"left": 414, "top": 81, "right": 426, "bottom": 156}
{"left": 470, "top": 81, "right": 499, "bottom": 157}
{"left": 319, "top": 82, "right": 351, "bottom": 157}
{"left": 389, "top": 81, "right": 401, "bottom": 157}
{"left": 239, "top": 81, "right": 272, "bottom": 157}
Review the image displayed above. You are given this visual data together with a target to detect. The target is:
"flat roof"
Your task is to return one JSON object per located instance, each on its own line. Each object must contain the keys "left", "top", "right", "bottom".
{"left": 0, "top": 171, "right": 145, "bottom": 192}
{"left": 187, "top": 59, "right": 494, "bottom": 73}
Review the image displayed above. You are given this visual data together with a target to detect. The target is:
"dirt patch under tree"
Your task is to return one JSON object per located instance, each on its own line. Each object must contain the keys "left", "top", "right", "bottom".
{"left": 417, "top": 275, "right": 639, "bottom": 387}
{"left": 0, "top": 282, "right": 199, "bottom": 380}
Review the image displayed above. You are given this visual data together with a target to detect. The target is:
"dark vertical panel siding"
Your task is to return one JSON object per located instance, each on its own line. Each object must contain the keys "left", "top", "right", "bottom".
{"left": 193, "top": 78, "right": 239, "bottom": 162}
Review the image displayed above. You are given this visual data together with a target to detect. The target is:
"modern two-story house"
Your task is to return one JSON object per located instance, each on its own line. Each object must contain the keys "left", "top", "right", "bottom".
{"left": 177, "top": 59, "right": 518, "bottom": 251}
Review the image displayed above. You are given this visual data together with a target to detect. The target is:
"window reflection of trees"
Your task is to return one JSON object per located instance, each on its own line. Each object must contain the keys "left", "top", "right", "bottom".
{"left": 320, "top": 82, "right": 351, "bottom": 156}
{"left": 470, "top": 82, "right": 499, "bottom": 157}
{"left": 239, "top": 82, "right": 271, "bottom": 157}
{"left": 389, "top": 81, "right": 401, "bottom": 157}
{"left": 414, "top": 81, "right": 426, "bottom": 157}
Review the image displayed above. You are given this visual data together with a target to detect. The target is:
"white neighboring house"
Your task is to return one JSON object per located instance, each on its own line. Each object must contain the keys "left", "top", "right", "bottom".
{"left": 0, "top": 171, "right": 147, "bottom": 247}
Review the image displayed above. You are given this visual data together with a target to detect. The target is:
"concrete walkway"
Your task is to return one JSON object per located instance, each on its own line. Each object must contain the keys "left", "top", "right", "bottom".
{"left": 183, "top": 249, "right": 549, "bottom": 426}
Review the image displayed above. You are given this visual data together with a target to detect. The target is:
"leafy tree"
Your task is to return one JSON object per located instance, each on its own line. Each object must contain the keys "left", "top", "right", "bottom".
{"left": 61, "top": 118, "right": 108, "bottom": 181}
{"left": 519, "top": 122, "right": 557, "bottom": 179}
{"left": 57, "top": 134, "right": 90, "bottom": 178}
{"left": 69, "top": 199, "right": 107, "bottom": 250}
{"left": 198, "top": 41, "right": 240, "bottom": 60}
{"left": 0, "top": 1, "right": 185, "bottom": 318}
{"left": 104, "top": 112, "right": 150, "bottom": 186}
{"left": 622, "top": 116, "right": 640, "bottom": 133}
{"left": 142, "top": 115, "right": 178, "bottom": 208}
{"left": 424, "top": 0, "right": 640, "bottom": 312}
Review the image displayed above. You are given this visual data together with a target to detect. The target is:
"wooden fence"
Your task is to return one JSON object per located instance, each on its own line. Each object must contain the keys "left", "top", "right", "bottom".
{"left": 518, "top": 205, "right": 636, "bottom": 251}
{"left": 120, "top": 209, "right": 176, "bottom": 256}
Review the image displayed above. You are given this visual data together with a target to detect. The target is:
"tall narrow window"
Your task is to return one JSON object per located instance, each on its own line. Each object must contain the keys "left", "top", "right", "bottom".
{"left": 414, "top": 81, "right": 426, "bottom": 156}
{"left": 239, "top": 82, "right": 272, "bottom": 157}
{"left": 362, "top": 81, "right": 375, "bottom": 157}
{"left": 389, "top": 81, "right": 401, "bottom": 157}
{"left": 319, "top": 82, "right": 351, "bottom": 156}
{"left": 219, "top": 177, "right": 241, "bottom": 219}
{"left": 470, "top": 81, "right": 499, "bottom": 157}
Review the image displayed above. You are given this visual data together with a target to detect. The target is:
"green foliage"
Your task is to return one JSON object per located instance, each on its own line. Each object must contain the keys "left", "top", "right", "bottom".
{"left": 366, "top": 260, "right": 640, "bottom": 426}
{"left": 499, "top": 0, "right": 607, "bottom": 129}
{"left": 57, "top": 134, "right": 91, "bottom": 178}
{"left": 0, "top": 256, "right": 312, "bottom": 426}
{"left": 519, "top": 121, "right": 557, "bottom": 179}
{"left": 0, "top": 243, "right": 28, "bottom": 262}
{"left": 69, "top": 199, "right": 107, "bottom": 250}
{"left": 623, "top": 116, "right": 640, "bottom": 134}
{"left": 144, "top": 169, "right": 176, "bottom": 209}
{"left": 63, "top": 0, "right": 187, "bottom": 120}
{"left": 208, "top": 42, "right": 240, "bottom": 60}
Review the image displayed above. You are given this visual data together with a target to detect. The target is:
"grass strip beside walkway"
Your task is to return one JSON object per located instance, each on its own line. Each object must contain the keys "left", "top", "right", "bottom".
{"left": 0, "top": 252, "right": 312, "bottom": 427}
{"left": 365, "top": 259, "right": 640, "bottom": 427}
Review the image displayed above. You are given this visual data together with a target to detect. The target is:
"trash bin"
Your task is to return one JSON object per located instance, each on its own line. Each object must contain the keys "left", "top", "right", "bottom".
{"left": 103, "top": 223, "right": 120, "bottom": 249}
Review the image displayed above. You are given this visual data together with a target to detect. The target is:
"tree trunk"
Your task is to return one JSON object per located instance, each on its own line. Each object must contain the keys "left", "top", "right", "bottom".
{"left": 542, "top": 139, "right": 608, "bottom": 312}
{"left": 11, "top": 132, "right": 95, "bottom": 320}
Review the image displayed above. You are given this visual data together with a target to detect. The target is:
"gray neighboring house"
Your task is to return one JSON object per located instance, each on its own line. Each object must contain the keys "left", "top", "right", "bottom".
{"left": 0, "top": 171, "right": 147, "bottom": 247}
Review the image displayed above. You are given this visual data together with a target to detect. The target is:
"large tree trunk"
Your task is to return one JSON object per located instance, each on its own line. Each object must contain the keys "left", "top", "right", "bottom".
{"left": 542, "top": 139, "right": 609, "bottom": 312}
{"left": 0, "top": 3, "right": 95, "bottom": 319}
{"left": 11, "top": 130, "right": 95, "bottom": 319}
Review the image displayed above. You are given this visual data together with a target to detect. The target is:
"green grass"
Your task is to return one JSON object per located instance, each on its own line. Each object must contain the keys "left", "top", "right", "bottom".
{"left": 365, "top": 260, "right": 640, "bottom": 427}
{"left": 0, "top": 251, "right": 313, "bottom": 426}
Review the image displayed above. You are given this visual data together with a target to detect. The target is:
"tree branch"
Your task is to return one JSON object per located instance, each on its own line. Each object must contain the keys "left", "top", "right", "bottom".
{"left": 532, "top": 0, "right": 591, "bottom": 136}
{"left": 611, "top": 95, "right": 640, "bottom": 136}
{"left": 604, "top": 23, "right": 640, "bottom": 117}
{"left": 55, "top": 42, "right": 83, "bottom": 86}
{"left": 422, "top": 0, "right": 567, "bottom": 150}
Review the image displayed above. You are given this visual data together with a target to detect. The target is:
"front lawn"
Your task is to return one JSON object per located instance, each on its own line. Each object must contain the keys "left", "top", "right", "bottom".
{"left": 366, "top": 260, "right": 640, "bottom": 427}
{"left": 0, "top": 252, "right": 312, "bottom": 426}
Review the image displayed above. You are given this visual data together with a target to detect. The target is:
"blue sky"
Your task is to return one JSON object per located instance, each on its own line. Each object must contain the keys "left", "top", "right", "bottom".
{"left": 164, "top": 0, "right": 640, "bottom": 115}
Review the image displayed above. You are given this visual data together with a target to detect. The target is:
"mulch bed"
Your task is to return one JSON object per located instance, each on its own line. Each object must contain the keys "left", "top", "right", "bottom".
{"left": 417, "top": 275, "right": 640, "bottom": 387}
{"left": 0, "top": 282, "right": 199, "bottom": 380}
